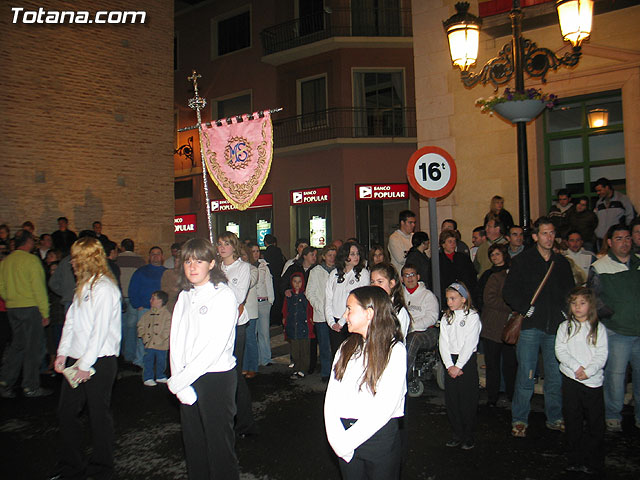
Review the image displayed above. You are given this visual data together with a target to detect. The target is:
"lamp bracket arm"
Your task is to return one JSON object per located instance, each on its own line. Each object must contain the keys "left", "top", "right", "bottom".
{"left": 521, "top": 38, "right": 582, "bottom": 83}
{"left": 461, "top": 41, "right": 514, "bottom": 90}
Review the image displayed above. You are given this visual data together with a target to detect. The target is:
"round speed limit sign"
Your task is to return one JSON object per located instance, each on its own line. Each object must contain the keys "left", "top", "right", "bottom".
{"left": 406, "top": 146, "right": 457, "bottom": 198}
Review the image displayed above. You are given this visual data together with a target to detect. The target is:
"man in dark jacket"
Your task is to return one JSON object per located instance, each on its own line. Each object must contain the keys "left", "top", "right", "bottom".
{"left": 503, "top": 217, "right": 574, "bottom": 437}
{"left": 263, "top": 234, "right": 286, "bottom": 326}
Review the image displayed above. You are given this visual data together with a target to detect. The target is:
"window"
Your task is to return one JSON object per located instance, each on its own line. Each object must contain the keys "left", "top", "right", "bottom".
{"left": 298, "top": 0, "right": 324, "bottom": 37}
{"left": 213, "top": 93, "right": 252, "bottom": 121}
{"left": 353, "top": 71, "right": 404, "bottom": 136}
{"left": 544, "top": 91, "right": 625, "bottom": 208}
{"left": 299, "top": 76, "right": 327, "bottom": 129}
{"left": 175, "top": 180, "right": 193, "bottom": 199}
{"left": 351, "top": 0, "right": 401, "bottom": 36}
{"left": 212, "top": 9, "right": 250, "bottom": 58}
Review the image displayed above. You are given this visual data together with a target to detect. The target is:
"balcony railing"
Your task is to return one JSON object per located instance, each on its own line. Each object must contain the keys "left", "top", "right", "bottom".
{"left": 261, "top": 7, "right": 412, "bottom": 55}
{"left": 273, "top": 107, "right": 416, "bottom": 148}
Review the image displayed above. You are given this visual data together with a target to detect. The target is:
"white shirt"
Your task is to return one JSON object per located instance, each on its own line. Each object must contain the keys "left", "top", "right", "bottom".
{"left": 388, "top": 229, "right": 413, "bottom": 274}
{"left": 306, "top": 264, "right": 332, "bottom": 323}
{"left": 397, "top": 306, "right": 411, "bottom": 340}
{"left": 168, "top": 282, "right": 238, "bottom": 405}
{"left": 57, "top": 275, "right": 122, "bottom": 372}
{"left": 221, "top": 258, "right": 251, "bottom": 326}
{"left": 555, "top": 320, "right": 608, "bottom": 388}
{"left": 564, "top": 248, "right": 595, "bottom": 279}
{"left": 324, "top": 341, "right": 406, "bottom": 462}
{"left": 281, "top": 255, "right": 300, "bottom": 276}
{"left": 439, "top": 310, "right": 481, "bottom": 370}
{"left": 255, "top": 259, "right": 274, "bottom": 303}
{"left": 245, "top": 264, "right": 259, "bottom": 319}
{"left": 404, "top": 283, "right": 439, "bottom": 332}
{"left": 324, "top": 268, "right": 370, "bottom": 328}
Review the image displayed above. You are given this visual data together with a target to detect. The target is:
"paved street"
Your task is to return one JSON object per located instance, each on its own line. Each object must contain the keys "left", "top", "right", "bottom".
{"left": 1, "top": 341, "right": 640, "bottom": 479}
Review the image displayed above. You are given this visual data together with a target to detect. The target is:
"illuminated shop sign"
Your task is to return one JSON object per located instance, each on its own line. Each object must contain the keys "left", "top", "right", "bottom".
{"left": 356, "top": 184, "right": 409, "bottom": 200}
{"left": 211, "top": 193, "right": 273, "bottom": 212}
{"left": 290, "top": 187, "right": 331, "bottom": 205}
{"left": 174, "top": 214, "right": 197, "bottom": 233}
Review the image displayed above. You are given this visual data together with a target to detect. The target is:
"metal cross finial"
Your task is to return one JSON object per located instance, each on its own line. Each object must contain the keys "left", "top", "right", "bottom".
{"left": 187, "top": 70, "right": 207, "bottom": 112}
{"left": 187, "top": 70, "right": 201, "bottom": 95}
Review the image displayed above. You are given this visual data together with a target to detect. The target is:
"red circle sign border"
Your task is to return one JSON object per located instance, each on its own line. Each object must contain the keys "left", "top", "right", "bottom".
{"left": 406, "top": 146, "right": 458, "bottom": 199}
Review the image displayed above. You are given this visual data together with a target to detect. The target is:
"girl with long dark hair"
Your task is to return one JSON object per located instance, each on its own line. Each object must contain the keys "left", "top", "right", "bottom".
{"left": 324, "top": 286, "right": 406, "bottom": 479}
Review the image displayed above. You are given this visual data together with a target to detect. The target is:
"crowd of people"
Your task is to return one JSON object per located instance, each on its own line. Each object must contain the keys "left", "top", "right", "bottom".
{"left": 0, "top": 175, "right": 638, "bottom": 479}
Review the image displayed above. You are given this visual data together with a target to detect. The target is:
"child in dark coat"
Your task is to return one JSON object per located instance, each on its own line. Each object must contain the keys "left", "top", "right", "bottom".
{"left": 282, "top": 273, "right": 314, "bottom": 378}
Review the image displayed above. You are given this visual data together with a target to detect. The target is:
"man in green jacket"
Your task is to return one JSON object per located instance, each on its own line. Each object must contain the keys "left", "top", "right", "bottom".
{"left": 0, "top": 230, "right": 51, "bottom": 398}
{"left": 588, "top": 223, "right": 640, "bottom": 432}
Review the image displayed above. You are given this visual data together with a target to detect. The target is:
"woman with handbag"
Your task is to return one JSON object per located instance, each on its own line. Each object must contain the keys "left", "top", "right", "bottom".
{"left": 479, "top": 243, "right": 517, "bottom": 407}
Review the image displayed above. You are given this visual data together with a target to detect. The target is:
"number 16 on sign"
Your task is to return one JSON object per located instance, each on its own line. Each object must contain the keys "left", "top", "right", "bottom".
{"left": 407, "top": 146, "right": 457, "bottom": 199}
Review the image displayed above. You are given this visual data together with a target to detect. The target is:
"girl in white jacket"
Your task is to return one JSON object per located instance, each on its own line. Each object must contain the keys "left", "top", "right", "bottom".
{"left": 168, "top": 238, "right": 239, "bottom": 480}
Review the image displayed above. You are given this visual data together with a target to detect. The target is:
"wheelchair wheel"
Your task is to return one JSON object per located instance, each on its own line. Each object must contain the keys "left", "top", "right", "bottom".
{"left": 435, "top": 361, "right": 445, "bottom": 391}
{"left": 408, "top": 378, "right": 424, "bottom": 397}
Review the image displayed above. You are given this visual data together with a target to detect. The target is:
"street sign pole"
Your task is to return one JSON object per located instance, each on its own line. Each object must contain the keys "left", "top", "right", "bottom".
{"left": 428, "top": 197, "right": 441, "bottom": 302}
{"left": 407, "top": 146, "right": 457, "bottom": 307}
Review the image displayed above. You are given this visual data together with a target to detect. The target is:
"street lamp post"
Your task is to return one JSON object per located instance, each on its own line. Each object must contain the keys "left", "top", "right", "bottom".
{"left": 443, "top": 0, "right": 593, "bottom": 232}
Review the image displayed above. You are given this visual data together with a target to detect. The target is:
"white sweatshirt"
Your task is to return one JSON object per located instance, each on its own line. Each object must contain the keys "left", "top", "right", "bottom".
{"left": 221, "top": 258, "right": 251, "bottom": 326}
{"left": 439, "top": 309, "right": 481, "bottom": 370}
{"left": 168, "top": 282, "right": 238, "bottom": 405}
{"left": 403, "top": 283, "right": 439, "bottom": 332}
{"left": 324, "top": 341, "right": 406, "bottom": 462}
{"left": 555, "top": 320, "right": 608, "bottom": 388}
{"left": 57, "top": 275, "right": 121, "bottom": 372}
{"left": 325, "top": 268, "right": 370, "bottom": 328}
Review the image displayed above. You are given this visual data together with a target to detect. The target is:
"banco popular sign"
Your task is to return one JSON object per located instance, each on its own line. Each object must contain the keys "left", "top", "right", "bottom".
{"left": 290, "top": 187, "right": 331, "bottom": 205}
{"left": 356, "top": 184, "right": 409, "bottom": 200}
{"left": 175, "top": 214, "right": 197, "bottom": 233}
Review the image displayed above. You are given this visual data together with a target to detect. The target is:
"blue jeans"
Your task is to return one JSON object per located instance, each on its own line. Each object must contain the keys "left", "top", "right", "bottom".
{"left": 512, "top": 328, "right": 562, "bottom": 425}
{"left": 604, "top": 328, "right": 640, "bottom": 423}
{"left": 143, "top": 348, "right": 167, "bottom": 381}
{"left": 315, "top": 322, "right": 332, "bottom": 378}
{"left": 256, "top": 301, "right": 272, "bottom": 366}
{"left": 133, "top": 308, "right": 148, "bottom": 367}
{"left": 243, "top": 318, "right": 259, "bottom": 372}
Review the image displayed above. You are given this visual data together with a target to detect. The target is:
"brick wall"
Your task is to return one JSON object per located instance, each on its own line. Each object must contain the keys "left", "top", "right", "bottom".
{"left": 0, "top": 0, "right": 175, "bottom": 256}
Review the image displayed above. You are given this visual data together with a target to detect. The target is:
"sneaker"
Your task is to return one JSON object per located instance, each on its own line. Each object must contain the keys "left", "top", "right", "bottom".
{"left": 511, "top": 422, "right": 527, "bottom": 438}
{"left": 288, "top": 363, "right": 295, "bottom": 368}
{"left": 296, "top": 371, "right": 305, "bottom": 378}
{"left": 23, "top": 387, "right": 53, "bottom": 398}
{"left": 606, "top": 419, "right": 622, "bottom": 432}
{"left": 0, "top": 386, "right": 16, "bottom": 399}
{"left": 546, "top": 420, "right": 565, "bottom": 432}
{"left": 445, "top": 439, "right": 461, "bottom": 448}
{"left": 290, "top": 373, "right": 300, "bottom": 380}
{"left": 143, "top": 379, "right": 157, "bottom": 387}
{"left": 155, "top": 378, "right": 168, "bottom": 384}
{"left": 461, "top": 441, "right": 475, "bottom": 450}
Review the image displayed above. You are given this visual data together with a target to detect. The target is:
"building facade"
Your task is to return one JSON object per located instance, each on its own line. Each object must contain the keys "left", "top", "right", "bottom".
{"left": 174, "top": 0, "right": 419, "bottom": 256}
{"left": 413, "top": 0, "right": 639, "bottom": 242}
{"left": 0, "top": 0, "right": 175, "bottom": 255}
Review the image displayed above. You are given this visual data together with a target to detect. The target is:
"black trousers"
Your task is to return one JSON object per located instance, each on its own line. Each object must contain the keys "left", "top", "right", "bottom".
{"left": 444, "top": 353, "right": 479, "bottom": 443}
{"left": 58, "top": 356, "right": 117, "bottom": 480}
{"left": 482, "top": 338, "right": 517, "bottom": 403}
{"left": 233, "top": 324, "right": 255, "bottom": 434}
{"left": 338, "top": 418, "right": 401, "bottom": 480}
{"left": 329, "top": 319, "right": 349, "bottom": 359}
{"left": 0, "top": 306, "right": 43, "bottom": 391}
{"left": 180, "top": 370, "right": 239, "bottom": 480}
{"left": 562, "top": 375, "right": 605, "bottom": 471}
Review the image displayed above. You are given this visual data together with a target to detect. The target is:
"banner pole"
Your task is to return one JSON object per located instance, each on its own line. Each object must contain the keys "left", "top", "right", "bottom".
{"left": 187, "top": 70, "right": 214, "bottom": 244}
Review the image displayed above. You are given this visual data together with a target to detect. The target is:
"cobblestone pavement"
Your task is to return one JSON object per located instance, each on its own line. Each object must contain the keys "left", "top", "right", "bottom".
{"left": 1, "top": 345, "right": 639, "bottom": 479}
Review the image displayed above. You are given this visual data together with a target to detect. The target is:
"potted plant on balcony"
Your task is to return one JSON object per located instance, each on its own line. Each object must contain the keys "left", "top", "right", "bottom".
{"left": 475, "top": 88, "right": 558, "bottom": 123}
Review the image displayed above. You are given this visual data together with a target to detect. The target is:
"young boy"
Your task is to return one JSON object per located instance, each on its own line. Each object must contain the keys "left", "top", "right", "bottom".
{"left": 137, "top": 290, "right": 171, "bottom": 386}
{"left": 402, "top": 264, "right": 440, "bottom": 376}
{"left": 282, "top": 273, "right": 314, "bottom": 379}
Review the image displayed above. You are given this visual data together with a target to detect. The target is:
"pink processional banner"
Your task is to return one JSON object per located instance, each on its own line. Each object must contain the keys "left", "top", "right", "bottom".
{"left": 199, "top": 112, "right": 273, "bottom": 211}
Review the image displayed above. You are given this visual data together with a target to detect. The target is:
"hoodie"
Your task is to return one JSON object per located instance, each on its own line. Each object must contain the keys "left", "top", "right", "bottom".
{"left": 282, "top": 272, "right": 314, "bottom": 340}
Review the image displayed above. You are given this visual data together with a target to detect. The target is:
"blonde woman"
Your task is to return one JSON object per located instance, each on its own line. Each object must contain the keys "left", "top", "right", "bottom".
{"left": 54, "top": 237, "right": 121, "bottom": 480}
